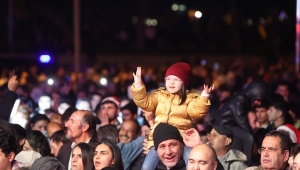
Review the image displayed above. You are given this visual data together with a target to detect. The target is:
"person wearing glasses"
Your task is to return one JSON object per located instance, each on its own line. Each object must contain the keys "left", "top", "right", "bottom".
{"left": 206, "top": 125, "right": 248, "bottom": 170}
{"left": 131, "top": 62, "right": 214, "bottom": 170}
{"left": 254, "top": 130, "right": 292, "bottom": 170}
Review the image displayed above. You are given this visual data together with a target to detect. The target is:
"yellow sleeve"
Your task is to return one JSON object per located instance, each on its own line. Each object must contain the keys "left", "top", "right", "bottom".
{"left": 131, "top": 83, "right": 158, "bottom": 112}
{"left": 187, "top": 95, "right": 211, "bottom": 120}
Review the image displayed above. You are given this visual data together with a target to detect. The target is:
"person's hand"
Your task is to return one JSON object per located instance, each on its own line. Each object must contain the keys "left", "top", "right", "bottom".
{"left": 99, "top": 112, "right": 109, "bottom": 127}
{"left": 203, "top": 84, "right": 214, "bottom": 94}
{"left": 182, "top": 128, "right": 202, "bottom": 148}
{"left": 142, "top": 109, "right": 155, "bottom": 127}
{"left": 143, "top": 137, "right": 149, "bottom": 155}
{"left": 133, "top": 67, "right": 143, "bottom": 88}
{"left": 8, "top": 75, "right": 18, "bottom": 92}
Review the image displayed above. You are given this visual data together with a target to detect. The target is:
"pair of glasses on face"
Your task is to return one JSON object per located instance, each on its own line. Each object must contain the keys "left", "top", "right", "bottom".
{"left": 165, "top": 77, "right": 182, "bottom": 83}
{"left": 258, "top": 147, "right": 282, "bottom": 154}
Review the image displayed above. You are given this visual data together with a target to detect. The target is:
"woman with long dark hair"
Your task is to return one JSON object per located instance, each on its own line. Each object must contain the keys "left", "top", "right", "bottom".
{"left": 71, "top": 143, "right": 95, "bottom": 170}
{"left": 93, "top": 139, "right": 124, "bottom": 170}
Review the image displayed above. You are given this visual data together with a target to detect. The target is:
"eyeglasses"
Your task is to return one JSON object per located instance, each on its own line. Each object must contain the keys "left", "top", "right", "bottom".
{"left": 165, "top": 77, "right": 182, "bottom": 83}
{"left": 258, "top": 147, "right": 282, "bottom": 154}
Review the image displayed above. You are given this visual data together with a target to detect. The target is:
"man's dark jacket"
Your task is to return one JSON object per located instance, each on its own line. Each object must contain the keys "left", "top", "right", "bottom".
{"left": 216, "top": 80, "right": 270, "bottom": 133}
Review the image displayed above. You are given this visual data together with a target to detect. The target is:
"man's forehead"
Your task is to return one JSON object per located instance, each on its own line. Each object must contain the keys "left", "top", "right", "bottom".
{"left": 262, "top": 136, "right": 280, "bottom": 147}
{"left": 101, "top": 103, "right": 116, "bottom": 108}
{"left": 158, "top": 139, "right": 181, "bottom": 146}
{"left": 121, "top": 121, "right": 137, "bottom": 129}
{"left": 70, "top": 111, "right": 83, "bottom": 119}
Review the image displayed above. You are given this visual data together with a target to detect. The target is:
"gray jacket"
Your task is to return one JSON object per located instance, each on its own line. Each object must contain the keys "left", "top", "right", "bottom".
{"left": 218, "top": 149, "right": 248, "bottom": 170}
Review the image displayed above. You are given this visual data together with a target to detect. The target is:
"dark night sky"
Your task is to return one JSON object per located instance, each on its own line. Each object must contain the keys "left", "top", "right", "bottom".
{"left": 0, "top": 0, "right": 296, "bottom": 58}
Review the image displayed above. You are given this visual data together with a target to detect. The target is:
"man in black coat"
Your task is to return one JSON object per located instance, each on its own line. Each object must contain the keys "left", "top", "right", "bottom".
{"left": 216, "top": 80, "right": 270, "bottom": 166}
{"left": 0, "top": 75, "right": 18, "bottom": 121}
{"left": 56, "top": 110, "right": 99, "bottom": 169}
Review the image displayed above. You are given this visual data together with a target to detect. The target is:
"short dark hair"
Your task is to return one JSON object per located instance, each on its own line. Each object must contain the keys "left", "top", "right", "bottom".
{"left": 255, "top": 100, "right": 270, "bottom": 110}
{"left": 73, "top": 143, "right": 94, "bottom": 170}
{"left": 120, "top": 102, "right": 138, "bottom": 116}
{"left": 80, "top": 110, "right": 98, "bottom": 140}
{"left": 61, "top": 106, "right": 78, "bottom": 123}
{"left": 270, "top": 101, "right": 289, "bottom": 118}
{"left": 265, "top": 130, "right": 292, "bottom": 153}
{"left": 50, "top": 130, "right": 70, "bottom": 144}
{"left": 0, "top": 131, "right": 17, "bottom": 157}
{"left": 97, "top": 125, "right": 118, "bottom": 144}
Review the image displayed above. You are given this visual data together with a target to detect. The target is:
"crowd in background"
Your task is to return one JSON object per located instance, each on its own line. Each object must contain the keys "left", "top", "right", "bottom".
{"left": 0, "top": 57, "right": 300, "bottom": 170}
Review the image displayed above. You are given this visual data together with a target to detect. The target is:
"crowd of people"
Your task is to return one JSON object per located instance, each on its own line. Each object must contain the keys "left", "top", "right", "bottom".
{"left": 0, "top": 58, "right": 300, "bottom": 170}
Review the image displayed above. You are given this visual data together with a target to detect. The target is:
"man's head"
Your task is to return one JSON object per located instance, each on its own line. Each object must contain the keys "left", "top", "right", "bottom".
{"left": 153, "top": 123, "right": 184, "bottom": 169}
{"left": 206, "top": 125, "right": 233, "bottom": 156}
{"left": 65, "top": 110, "right": 98, "bottom": 142}
{"left": 47, "top": 122, "right": 62, "bottom": 138}
{"left": 0, "top": 131, "right": 18, "bottom": 170}
{"left": 276, "top": 82, "right": 290, "bottom": 100}
{"left": 259, "top": 130, "right": 291, "bottom": 169}
{"left": 118, "top": 120, "right": 140, "bottom": 144}
{"left": 90, "top": 93, "right": 103, "bottom": 111}
{"left": 98, "top": 97, "right": 120, "bottom": 123}
{"left": 75, "top": 98, "right": 92, "bottom": 111}
{"left": 267, "top": 101, "right": 289, "bottom": 122}
{"left": 120, "top": 102, "right": 138, "bottom": 122}
{"left": 255, "top": 100, "right": 270, "bottom": 125}
{"left": 187, "top": 144, "right": 218, "bottom": 170}
{"left": 248, "top": 109, "right": 260, "bottom": 133}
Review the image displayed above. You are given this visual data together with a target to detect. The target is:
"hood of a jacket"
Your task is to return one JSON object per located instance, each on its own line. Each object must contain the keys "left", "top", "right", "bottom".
{"left": 243, "top": 80, "right": 270, "bottom": 103}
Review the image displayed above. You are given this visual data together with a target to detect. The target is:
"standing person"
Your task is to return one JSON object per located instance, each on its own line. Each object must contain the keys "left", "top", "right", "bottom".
{"left": 131, "top": 62, "right": 213, "bottom": 170}
{"left": 216, "top": 80, "right": 270, "bottom": 165}
{"left": 1, "top": 75, "right": 18, "bottom": 121}
{"left": 57, "top": 110, "right": 99, "bottom": 169}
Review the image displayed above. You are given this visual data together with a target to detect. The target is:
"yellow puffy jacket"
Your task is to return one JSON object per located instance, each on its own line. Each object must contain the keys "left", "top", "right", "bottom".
{"left": 131, "top": 84, "right": 211, "bottom": 149}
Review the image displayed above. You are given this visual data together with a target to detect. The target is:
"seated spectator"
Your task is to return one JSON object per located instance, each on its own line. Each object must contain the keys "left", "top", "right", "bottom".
{"left": 61, "top": 106, "right": 77, "bottom": 127}
{"left": 31, "top": 156, "right": 65, "bottom": 170}
{"left": 255, "top": 101, "right": 270, "bottom": 129}
{"left": 36, "top": 94, "right": 52, "bottom": 115}
{"left": 57, "top": 98, "right": 72, "bottom": 115}
{"left": 50, "top": 113, "right": 63, "bottom": 126}
{"left": 187, "top": 144, "right": 218, "bottom": 170}
{"left": 206, "top": 125, "right": 248, "bottom": 170}
{"left": 0, "top": 130, "right": 18, "bottom": 170}
{"left": 94, "top": 139, "right": 124, "bottom": 170}
{"left": 23, "top": 130, "right": 51, "bottom": 157}
{"left": 97, "top": 124, "right": 118, "bottom": 143}
{"left": 26, "top": 114, "right": 49, "bottom": 133}
{"left": 292, "top": 146, "right": 300, "bottom": 169}
{"left": 90, "top": 93, "right": 103, "bottom": 112}
{"left": 47, "top": 122, "right": 62, "bottom": 137}
{"left": 287, "top": 143, "right": 300, "bottom": 168}
{"left": 50, "top": 130, "right": 70, "bottom": 157}
{"left": 71, "top": 143, "right": 94, "bottom": 170}
{"left": 255, "top": 130, "right": 291, "bottom": 170}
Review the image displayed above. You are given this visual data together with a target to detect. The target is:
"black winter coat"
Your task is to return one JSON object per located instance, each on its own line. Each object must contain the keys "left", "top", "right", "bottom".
{"left": 216, "top": 80, "right": 270, "bottom": 133}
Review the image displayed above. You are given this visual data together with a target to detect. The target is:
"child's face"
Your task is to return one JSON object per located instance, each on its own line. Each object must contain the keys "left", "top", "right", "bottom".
{"left": 165, "top": 75, "right": 183, "bottom": 94}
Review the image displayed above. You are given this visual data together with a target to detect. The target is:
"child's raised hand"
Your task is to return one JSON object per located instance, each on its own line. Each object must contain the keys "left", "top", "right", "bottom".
{"left": 203, "top": 84, "right": 214, "bottom": 94}
{"left": 133, "top": 67, "right": 143, "bottom": 88}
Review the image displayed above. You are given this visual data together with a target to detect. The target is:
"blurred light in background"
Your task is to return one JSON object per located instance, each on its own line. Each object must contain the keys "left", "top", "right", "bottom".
{"left": 172, "top": 4, "right": 179, "bottom": 11}
{"left": 247, "top": 18, "right": 253, "bottom": 26}
{"left": 39, "top": 55, "right": 51, "bottom": 63}
{"left": 151, "top": 19, "right": 157, "bottom": 26}
{"left": 213, "top": 62, "right": 220, "bottom": 70}
{"left": 132, "top": 16, "right": 138, "bottom": 23}
{"left": 100, "top": 78, "right": 107, "bottom": 86}
{"left": 195, "top": 11, "right": 202, "bottom": 18}
{"left": 259, "top": 17, "right": 265, "bottom": 24}
{"left": 201, "top": 59, "right": 206, "bottom": 66}
{"left": 47, "top": 78, "right": 54, "bottom": 85}
{"left": 278, "top": 11, "right": 288, "bottom": 21}
{"left": 178, "top": 4, "right": 186, "bottom": 11}
{"left": 145, "top": 18, "right": 158, "bottom": 26}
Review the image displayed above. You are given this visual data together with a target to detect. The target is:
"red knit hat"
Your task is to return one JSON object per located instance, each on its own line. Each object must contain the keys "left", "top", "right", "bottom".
{"left": 165, "top": 62, "right": 191, "bottom": 87}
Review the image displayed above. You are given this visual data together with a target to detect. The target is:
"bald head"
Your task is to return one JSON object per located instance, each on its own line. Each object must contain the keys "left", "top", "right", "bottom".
{"left": 187, "top": 144, "right": 218, "bottom": 170}
{"left": 47, "top": 122, "right": 63, "bottom": 137}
